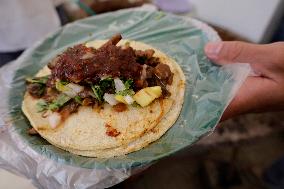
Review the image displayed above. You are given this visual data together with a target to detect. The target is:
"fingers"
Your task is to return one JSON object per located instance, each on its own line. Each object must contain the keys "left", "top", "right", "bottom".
{"left": 205, "top": 41, "right": 265, "bottom": 64}
{"left": 205, "top": 41, "right": 284, "bottom": 121}
{"left": 205, "top": 41, "right": 284, "bottom": 78}
{"left": 220, "top": 76, "right": 282, "bottom": 121}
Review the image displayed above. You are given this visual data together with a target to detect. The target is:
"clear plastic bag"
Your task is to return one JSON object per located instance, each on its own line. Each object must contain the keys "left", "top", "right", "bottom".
{"left": 0, "top": 9, "right": 250, "bottom": 189}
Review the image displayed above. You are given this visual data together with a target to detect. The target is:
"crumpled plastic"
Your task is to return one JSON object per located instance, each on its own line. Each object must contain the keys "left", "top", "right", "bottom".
{"left": 0, "top": 9, "right": 251, "bottom": 189}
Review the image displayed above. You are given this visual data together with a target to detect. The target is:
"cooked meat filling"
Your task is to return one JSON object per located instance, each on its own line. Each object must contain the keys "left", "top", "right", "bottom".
{"left": 47, "top": 34, "right": 173, "bottom": 90}
{"left": 26, "top": 34, "right": 174, "bottom": 130}
{"left": 27, "top": 83, "right": 45, "bottom": 98}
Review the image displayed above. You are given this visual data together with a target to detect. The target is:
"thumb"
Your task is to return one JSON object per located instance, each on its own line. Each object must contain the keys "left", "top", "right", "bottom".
{"left": 204, "top": 41, "right": 283, "bottom": 77}
{"left": 204, "top": 41, "right": 269, "bottom": 65}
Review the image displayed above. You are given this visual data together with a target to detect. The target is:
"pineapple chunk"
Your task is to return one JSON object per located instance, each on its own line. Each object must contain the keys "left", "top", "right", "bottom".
{"left": 133, "top": 86, "right": 162, "bottom": 107}
{"left": 115, "top": 95, "right": 127, "bottom": 104}
{"left": 133, "top": 90, "right": 154, "bottom": 107}
{"left": 145, "top": 86, "right": 162, "bottom": 98}
{"left": 56, "top": 81, "right": 68, "bottom": 92}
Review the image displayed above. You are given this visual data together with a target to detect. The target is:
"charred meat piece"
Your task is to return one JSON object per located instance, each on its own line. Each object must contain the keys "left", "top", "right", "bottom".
{"left": 136, "top": 65, "right": 156, "bottom": 90}
{"left": 101, "top": 34, "right": 122, "bottom": 48}
{"left": 27, "top": 83, "right": 45, "bottom": 98}
{"left": 134, "top": 79, "right": 145, "bottom": 89}
{"left": 82, "top": 98, "right": 95, "bottom": 106}
{"left": 146, "top": 66, "right": 155, "bottom": 79}
{"left": 135, "top": 49, "right": 160, "bottom": 67}
{"left": 136, "top": 49, "right": 155, "bottom": 65}
{"left": 137, "top": 63, "right": 173, "bottom": 96}
{"left": 154, "top": 63, "right": 173, "bottom": 85}
{"left": 146, "top": 57, "right": 160, "bottom": 67}
{"left": 59, "top": 101, "right": 80, "bottom": 120}
{"left": 135, "top": 49, "right": 155, "bottom": 59}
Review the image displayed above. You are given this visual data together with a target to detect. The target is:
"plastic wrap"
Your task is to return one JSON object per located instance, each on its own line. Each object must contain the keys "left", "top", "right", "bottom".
{"left": 0, "top": 9, "right": 251, "bottom": 189}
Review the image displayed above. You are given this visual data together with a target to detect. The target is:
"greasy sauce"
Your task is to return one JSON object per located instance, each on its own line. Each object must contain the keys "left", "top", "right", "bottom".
{"left": 52, "top": 44, "right": 142, "bottom": 84}
{"left": 105, "top": 124, "right": 121, "bottom": 137}
{"left": 112, "top": 103, "right": 128, "bottom": 112}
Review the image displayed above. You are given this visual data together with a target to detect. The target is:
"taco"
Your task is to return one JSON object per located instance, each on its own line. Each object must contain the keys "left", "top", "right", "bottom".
{"left": 22, "top": 34, "right": 185, "bottom": 158}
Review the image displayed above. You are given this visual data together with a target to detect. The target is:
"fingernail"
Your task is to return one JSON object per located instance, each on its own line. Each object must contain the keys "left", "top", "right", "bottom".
{"left": 205, "top": 42, "right": 223, "bottom": 59}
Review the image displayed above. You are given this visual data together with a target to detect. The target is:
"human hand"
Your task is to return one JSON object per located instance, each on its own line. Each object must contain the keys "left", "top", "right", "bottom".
{"left": 204, "top": 41, "right": 284, "bottom": 121}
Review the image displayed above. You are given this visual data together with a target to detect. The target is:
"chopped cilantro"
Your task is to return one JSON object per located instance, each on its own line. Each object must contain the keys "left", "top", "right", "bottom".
{"left": 26, "top": 76, "right": 49, "bottom": 84}
{"left": 49, "top": 103, "right": 60, "bottom": 111}
{"left": 124, "top": 79, "right": 133, "bottom": 89}
{"left": 99, "top": 77, "right": 114, "bottom": 92}
{"left": 117, "top": 89, "right": 135, "bottom": 96}
{"left": 55, "top": 80, "right": 69, "bottom": 92}
{"left": 91, "top": 85, "right": 103, "bottom": 102}
{"left": 36, "top": 94, "right": 71, "bottom": 112}
{"left": 59, "top": 81, "right": 69, "bottom": 85}
{"left": 49, "top": 94, "right": 71, "bottom": 111}
{"left": 74, "top": 96, "right": 82, "bottom": 104}
{"left": 36, "top": 100, "right": 48, "bottom": 112}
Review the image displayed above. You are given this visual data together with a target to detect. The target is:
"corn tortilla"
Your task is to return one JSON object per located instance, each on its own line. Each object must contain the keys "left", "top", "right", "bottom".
{"left": 22, "top": 40, "right": 185, "bottom": 157}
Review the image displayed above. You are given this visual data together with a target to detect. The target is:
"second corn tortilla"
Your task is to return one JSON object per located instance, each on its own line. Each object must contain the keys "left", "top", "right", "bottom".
{"left": 22, "top": 40, "right": 185, "bottom": 157}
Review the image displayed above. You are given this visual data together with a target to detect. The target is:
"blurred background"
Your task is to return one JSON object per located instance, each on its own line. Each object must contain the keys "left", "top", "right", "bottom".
{"left": 0, "top": 0, "right": 284, "bottom": 188}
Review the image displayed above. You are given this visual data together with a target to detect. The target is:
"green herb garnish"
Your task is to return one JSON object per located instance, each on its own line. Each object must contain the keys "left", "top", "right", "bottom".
{"left": 49, "top": 94, "right": 71, "bottom": 111}
{"left": 117, "top": 89, "right": 135, "bottom": 96}
{"left": 36, "top": 100, "right": 48, "bottom": 112}
{"left": 124, "top": 79, "right": 133, "bottom": 89}
{"left": 74, "top": 96, "right": 82, "bottom": 104}
{"left": 36, "top": 94, "right": 72, "bottom": 112}
{"left": 99, "top": 77, "right": 114, "bottom": 92}
{"left": 115, "top": 79, "right": 134, "bottom": 96}
{"left": 26, "top": 76, "right": 49, "bottom": 84}
{"left": 91, "top": 85, "right": 103, "bottom": 102}
{"left": 55, "top": 80, "right": 69, "bottom": 92}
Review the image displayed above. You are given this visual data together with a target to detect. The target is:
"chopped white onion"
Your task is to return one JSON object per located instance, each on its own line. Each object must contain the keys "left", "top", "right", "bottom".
{"left": 103, "top": 93, "right": 118, "bottom": 106}
{"left": 100, "top": 75, "right": 111, "bottom": 80}
{"left": 141, "top": 64, "right": 147, "bottom": 80}
{"left": 48, "top": 112, "right": 61, "bottom": 129}
{"left": 63, "top": 90, "right": 77, "bottom": 98}
{"left": 66, "top": 83, "right": 84, "bottom": 93}
{"left": 114, "top": 78, "right": 125, "bottom": 92}
{"left": 63, "top": 83, "right": 84, "bottom": 98}
{"left": 124, "top": 95, "right": 134, "bottom": 104}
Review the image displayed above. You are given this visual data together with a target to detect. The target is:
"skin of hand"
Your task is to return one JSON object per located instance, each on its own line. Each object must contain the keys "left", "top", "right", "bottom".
{"left": 204, "top": 41, "right": 284, "bottom": 121}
